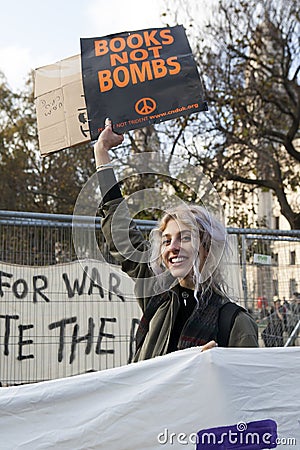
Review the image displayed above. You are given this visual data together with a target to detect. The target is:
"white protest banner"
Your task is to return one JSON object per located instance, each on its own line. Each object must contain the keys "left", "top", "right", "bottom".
{"left": 0, "top": 260, "right": 139, "bottom": 384}
{"left": 0, "top": 346, "right": 299, "bottom": 449}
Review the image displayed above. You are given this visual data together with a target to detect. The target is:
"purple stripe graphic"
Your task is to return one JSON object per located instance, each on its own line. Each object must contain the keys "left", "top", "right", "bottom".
{"left": 196, "top": 419, "right": 277, "bottom": 449}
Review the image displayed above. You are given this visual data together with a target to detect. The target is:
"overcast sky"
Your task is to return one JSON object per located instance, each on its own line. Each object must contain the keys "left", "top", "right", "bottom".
{"left": 0, "top": 0, "right": 166, "bottom": 90}
{"left": 0, "top": 0, "right": 215, "bottom": 91}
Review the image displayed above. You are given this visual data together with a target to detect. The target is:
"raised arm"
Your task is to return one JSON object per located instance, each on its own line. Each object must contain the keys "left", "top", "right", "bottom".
{"left": 94, "top": 118, "right": 124, "bottom": 168}
{"left": 94, "top": 119, "right": 154, "bottom": 306}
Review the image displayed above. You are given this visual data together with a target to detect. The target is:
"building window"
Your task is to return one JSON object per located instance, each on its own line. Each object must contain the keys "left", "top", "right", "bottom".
{"left": 274, "top": 216, "right": 280, "bottom": 229}
{"left": 273, "top": 279, "right": 278, "bottom": 296}
{"left": 290, "top": 250, "right": 296, "bottom": 265}
{"left": 272, "top": 252, "right": 278, "bottom": 265}
{"left": 289, "top": 279, "right": 297, "bottom": 298}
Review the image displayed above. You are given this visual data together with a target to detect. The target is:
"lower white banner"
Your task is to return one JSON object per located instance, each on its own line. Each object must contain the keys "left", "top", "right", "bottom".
{"left": 0, "top": 346, "right": 299, "bottom": 449}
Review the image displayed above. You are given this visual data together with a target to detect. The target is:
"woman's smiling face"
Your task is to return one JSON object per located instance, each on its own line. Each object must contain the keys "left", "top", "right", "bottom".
{"left": 161, "top": 218, "right": 207, "bottom": 288}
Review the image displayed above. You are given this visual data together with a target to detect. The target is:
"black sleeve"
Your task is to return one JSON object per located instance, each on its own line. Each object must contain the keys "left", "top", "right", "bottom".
{"left": 97, "top": 167, "right": 122, "bottom": 204}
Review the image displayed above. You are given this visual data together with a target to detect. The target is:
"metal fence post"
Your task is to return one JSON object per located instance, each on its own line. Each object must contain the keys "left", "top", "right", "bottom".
{"left": 241, "top": 235, "right": 248, "bottom": 310}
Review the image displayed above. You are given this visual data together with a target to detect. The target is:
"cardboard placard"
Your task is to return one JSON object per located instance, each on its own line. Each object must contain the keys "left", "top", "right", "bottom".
{"left": 80, "top": 25, "right": 207, "bottom": 139}
{"left": 34, "top": 55, "right": 91, "bottom": 156}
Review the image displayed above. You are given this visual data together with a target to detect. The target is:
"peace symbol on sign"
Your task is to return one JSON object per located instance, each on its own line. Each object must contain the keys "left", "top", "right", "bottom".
{"left": 135, "top": 97, "right": 157, "bottom": 115}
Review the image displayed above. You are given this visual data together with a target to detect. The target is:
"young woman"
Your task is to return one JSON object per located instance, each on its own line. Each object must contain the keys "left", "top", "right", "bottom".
{"left": 94, "top": 119, "right": 258, "bottom": 362}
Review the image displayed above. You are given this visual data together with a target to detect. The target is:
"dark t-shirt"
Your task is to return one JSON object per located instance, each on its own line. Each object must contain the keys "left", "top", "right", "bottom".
{"left": 168, "top": 286, "right": 197, "bottom": 352}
